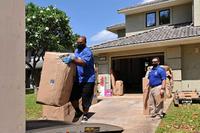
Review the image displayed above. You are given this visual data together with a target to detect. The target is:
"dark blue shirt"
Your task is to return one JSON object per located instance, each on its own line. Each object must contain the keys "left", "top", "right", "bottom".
{"left": 148, "top": 65, "right": 166, "bottom": 87}
{"left": 74, "top": 47, "right": 95, "bottom": 83}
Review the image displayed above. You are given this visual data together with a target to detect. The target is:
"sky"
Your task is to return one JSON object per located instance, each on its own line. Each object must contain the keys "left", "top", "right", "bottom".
{"left": 25, "top": 0, "right": 155, "bottom": 46}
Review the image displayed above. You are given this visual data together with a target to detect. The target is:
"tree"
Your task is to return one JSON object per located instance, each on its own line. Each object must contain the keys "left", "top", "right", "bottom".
{"left": 26, "top": 3, "right": 78, "bottom": 88}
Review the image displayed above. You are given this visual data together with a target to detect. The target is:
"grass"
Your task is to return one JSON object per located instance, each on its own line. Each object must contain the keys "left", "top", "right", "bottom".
{"left": 156, "top": 103, "right": 200, "bottom": 133}
{"left": 26, "top": 91, "right": 42, "bottom": 120}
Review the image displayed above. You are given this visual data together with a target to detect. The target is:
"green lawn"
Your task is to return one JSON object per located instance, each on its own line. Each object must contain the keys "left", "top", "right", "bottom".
{"left": 156, "top": 104, "right": 200, "bottom": 133}
{"left": 26, "top": 91, "right": 42, "bottom": 120}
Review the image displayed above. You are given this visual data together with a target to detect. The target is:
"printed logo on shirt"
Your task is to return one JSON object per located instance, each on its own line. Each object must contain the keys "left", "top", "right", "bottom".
{"left": 154, "top": 71, "right": 158, "bottom": 76}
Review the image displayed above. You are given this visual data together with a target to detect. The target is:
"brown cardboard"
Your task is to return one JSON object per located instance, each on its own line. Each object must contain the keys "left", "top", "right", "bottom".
{"left": 37, "top": 52, "right": 76, "bottom": 106}
{"left": 42, "top": 102, "right": 75, "bottom": 123}
{"left": 92, "top": 84, "right": 98, "bottom": 105}
{"left": 113, "top": 80, "right": 124, "bottom": 96}
{"left": 143, "top": 78, "right": 150, "bottom": 115}
{"left": 110, "top": 71, "right": 116, "bottom": 90}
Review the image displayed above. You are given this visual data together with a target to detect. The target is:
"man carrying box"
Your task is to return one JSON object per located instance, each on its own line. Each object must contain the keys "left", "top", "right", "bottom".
{"left": 147, "top": 57, "right": 166, "bottom": 119}
{"left": 62, "top": 36, "right": 95, "bottom": 122}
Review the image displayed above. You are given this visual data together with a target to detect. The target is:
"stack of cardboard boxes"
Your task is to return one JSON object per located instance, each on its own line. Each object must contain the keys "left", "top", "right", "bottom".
{"left": 110, "top": 71, "right": 124, "bottom": 96}
{"left": 37, "top": 52, "right": 89, "bottom": 122}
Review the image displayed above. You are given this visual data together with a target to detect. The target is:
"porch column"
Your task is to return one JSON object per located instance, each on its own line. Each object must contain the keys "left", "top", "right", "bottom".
{"left": 165, "top": 46, "right": 182, "bottom": 92}
{"left": 0, "top": 0, "right": 25, "bottom": 133}
{"left": 193, "top": 0, "right": 200, "bottom": 26}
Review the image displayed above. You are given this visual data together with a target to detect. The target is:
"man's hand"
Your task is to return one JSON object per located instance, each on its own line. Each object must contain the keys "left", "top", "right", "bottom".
{"left": 160, "top": 89, "right": 165, "bottom": 97}
{"left": 62, "top": 56, "right": 73, "bottom": 64}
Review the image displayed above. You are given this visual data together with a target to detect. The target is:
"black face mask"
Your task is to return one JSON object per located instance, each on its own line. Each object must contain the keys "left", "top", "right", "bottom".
{"left": 152, "top": 64, "right": 158, "bottom": 67}
{"left": 77, "top": 44, "right": 85, "bottom": 50}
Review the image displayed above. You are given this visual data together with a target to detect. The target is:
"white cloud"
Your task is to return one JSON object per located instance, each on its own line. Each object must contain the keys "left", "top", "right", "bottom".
{"left": 90, "top": 30, "right": 117, "bottom": 46}
{"left": 142, "top": 0, "right": 156, "bottom": 3}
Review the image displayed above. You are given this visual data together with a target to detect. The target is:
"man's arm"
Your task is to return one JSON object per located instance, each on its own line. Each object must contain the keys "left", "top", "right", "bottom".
{"left": 73, "top": 58, "right": 86, "bottom": 66}
{"left": 160, "top": 68, "right": 167, "bottom": 89}
{"left": 73, "top": 49, "right": 93, "bottom": 67}
{"left": 161, "top": 79, "right": 166, "bottom": 90}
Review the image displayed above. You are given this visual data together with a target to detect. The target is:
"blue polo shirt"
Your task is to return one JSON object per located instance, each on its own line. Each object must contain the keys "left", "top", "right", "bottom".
{"left": 74, "top": 47, "right": 95, "bottom": 83}
{"left": 148, "top": 65, "right": 166, "bottom": 87}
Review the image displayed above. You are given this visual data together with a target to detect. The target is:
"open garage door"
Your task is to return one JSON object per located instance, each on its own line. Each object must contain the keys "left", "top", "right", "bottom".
{"left": 111, "top": 53, "right": 164, "bottom": 93}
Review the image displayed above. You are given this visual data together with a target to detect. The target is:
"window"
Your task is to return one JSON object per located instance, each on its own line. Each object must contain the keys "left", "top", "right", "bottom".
{"left": 146, "top": 12, "right": 156, "bottom": 27}
{"left": 159, "top": 9, "right": 170, "bottom": 25}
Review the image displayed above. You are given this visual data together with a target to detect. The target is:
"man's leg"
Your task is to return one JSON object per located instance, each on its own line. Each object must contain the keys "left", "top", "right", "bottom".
{"left": 70, "top": 83, "right": 82, "bottom": 121}
{"left": 81, "top": 82, "right": 95, "bottom": 122}
{"left": 71, "top": 100, "right": 82, "bottom": 115}
{"left": 149, "top": 88, "right": 156, "bottom": 117}
{"left": 154, "top": 86, "right": 164, "bottom": 117}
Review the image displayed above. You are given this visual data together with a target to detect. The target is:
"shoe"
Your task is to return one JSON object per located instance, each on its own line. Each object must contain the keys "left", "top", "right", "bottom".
{"left": 159, "top": 113, "right": 166, "bottom": 119}
{"left": 81, "top": 115, "right": 88, "bottom": 123}
{"left": 75, "top": 111, "right": 83, "bottom": 118}
{"left": 72, "top": 111, "right": 83, "bottom": 122}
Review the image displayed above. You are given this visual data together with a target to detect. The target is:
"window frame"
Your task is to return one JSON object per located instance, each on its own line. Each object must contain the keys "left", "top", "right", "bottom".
{"left": 159, "top": 9, "right": 170, "bottom": 25}
{"left": 146, "top": 11, "right": 157, "bottom": 28}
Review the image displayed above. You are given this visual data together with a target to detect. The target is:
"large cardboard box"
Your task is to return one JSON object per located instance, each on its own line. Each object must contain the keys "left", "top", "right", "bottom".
{"left": 42, "top": 102, "right": 75, "bottom": 123}
{"left": 113, "top": 80, "right": 124, "bottom": 96}
{"left": 143, "top": 78, "right": 150, "bottom": 115}
{"left": 37, "top": 52, "right": 76, "bottom": 106}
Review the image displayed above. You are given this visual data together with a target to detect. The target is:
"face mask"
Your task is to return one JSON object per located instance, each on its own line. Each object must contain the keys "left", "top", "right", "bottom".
{"left": 152, "top": 64, "right": 158, "bottom": 67}
{"left": 77, "top": 44, "right": 85, "bottom": 50}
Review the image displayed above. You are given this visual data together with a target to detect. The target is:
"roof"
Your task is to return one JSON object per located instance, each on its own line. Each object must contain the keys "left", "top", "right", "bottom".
{"left": 107, "top": 23, "right": 125, "bottom": 32}
{"left": 91, "top": 23, "right": 200, "bottom": 50}
{"left": 118, "top": 0, "right": 169, "bottom": 12}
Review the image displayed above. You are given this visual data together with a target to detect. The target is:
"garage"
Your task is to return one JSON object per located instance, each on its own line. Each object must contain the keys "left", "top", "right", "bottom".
{"left": 111, "top": 53, "right": 164, "bottom": 93}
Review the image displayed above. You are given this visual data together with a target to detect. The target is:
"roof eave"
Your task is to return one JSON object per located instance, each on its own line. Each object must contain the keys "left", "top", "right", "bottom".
{"left": 118, "top": 0, "right": 192, "bottom": 15}
{"left": 93, "top": 36, "right": 200, "bottom": 55}
{"left": 106, "top": 25, "right": 125, "bottom": 33}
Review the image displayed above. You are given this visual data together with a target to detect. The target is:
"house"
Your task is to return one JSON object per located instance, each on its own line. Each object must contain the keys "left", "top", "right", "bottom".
{"left": 92, "top": 0, "right": 200, "bottom": 94}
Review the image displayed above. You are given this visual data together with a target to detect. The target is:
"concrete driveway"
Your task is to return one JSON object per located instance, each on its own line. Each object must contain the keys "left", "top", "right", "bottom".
{"left": 88, "top": 94, "right": 172, "bottom": 133}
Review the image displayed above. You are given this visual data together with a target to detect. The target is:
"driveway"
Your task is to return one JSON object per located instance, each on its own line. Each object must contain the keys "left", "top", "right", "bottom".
{"left": 88, "top": 94, "right": 172, "bottom": 133}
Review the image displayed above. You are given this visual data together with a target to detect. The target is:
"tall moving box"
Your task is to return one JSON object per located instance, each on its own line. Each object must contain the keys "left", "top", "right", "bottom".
{"left": 113, "top": 80, "right": 124, "bottom": 96}
{"left": 37, "top": 52, "right": 76, "bottom": 106}
{"left": 143, "top": 78, "right": 150, "bottom": 115}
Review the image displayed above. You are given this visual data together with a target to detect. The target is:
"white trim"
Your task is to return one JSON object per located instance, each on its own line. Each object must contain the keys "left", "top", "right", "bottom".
{"left": 118, "top": 0, "right": 192, "bottom": 15}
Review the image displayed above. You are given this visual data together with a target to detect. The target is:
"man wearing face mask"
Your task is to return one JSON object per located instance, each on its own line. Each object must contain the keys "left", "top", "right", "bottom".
{"left": 62, "top": 36, "right": 95, "bottom": 122}
{"left": 147, "top": 57, "right": 166, "bottom": 119}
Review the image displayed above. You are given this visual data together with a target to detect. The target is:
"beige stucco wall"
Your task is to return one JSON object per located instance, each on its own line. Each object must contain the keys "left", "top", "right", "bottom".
{"left": 182, "top": 44, "right": 200, "bottom": 80}
{"left": 165, "top": 46, "right": 182, "bottom": 91}
{"left": 0, "top": 0, "right": 25, "bottom": 133}
{"left": 172, "top": 3, "right": 192, "bottom": 25}
{"left": 165, "top": 44, "right": 200, "bottom": 91}
{"left": 126, "top": 3, "right": 192, "bottom": 36}
{"left": 193, "top": 0, "right": 200, "bottom": 26}
{"left": 182, "top": 44, "right": 200, "bottom": 91}
{"left": 126, "top": 13, "right": 145, "bottom": 36}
